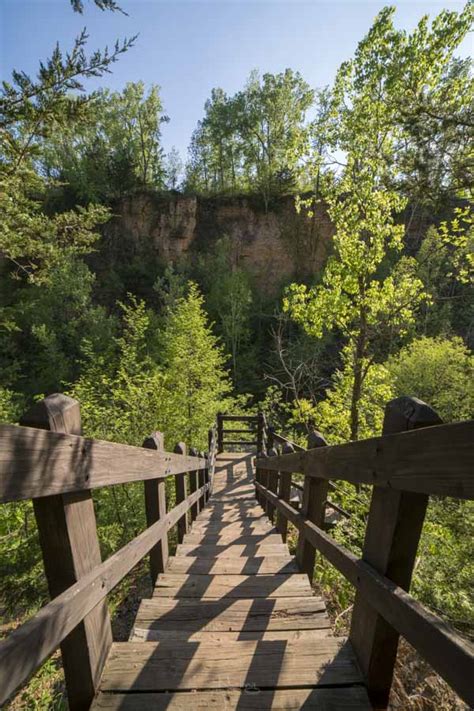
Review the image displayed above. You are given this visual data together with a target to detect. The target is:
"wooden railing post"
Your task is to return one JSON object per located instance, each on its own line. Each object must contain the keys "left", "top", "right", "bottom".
{"left": 254, "top": 449, "right": 264, "bottom": 506}
{"left": 266, "top": 447, "right": 279, "bottom": 522}
{"left": 296, "top": 430, "right": 328, "bottom": 581}
{"left": 276, "top": 442, "right": 293, "bottom": 540}
{"left": 217, "top": 412, "right": 224, "bottom": 452}
{"left": 257, "top": 411, "right": 265, "bottom": 452}
{"left": 198, "top": 450, "right": 206, "bottom": 508}
{"left": 349, "top": 396, "right": 443, "bottom": 709}
{"left": 143, "top": 431, "right": 168, "bottom": 584}
{"left": 20, "top": 394, "right": 112, "bottom": 711}
{"left": 188, "top": 446, "right": 199, "bottom": 520}
{"left": 174, "top": 442, "right": 189, "bottom": 543}
{"left": 267, "top": 424, "right": 275, "bottom": 450}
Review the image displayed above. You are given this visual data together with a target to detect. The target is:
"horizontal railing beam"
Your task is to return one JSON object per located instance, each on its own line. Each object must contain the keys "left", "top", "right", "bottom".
{"left": 0, "top": 424, "right": 207, "bottom": 503}
{"left": 256, "top": 420, "right": 474, "bottom": 499}
{"left": 220, "top": 415, "right": 259, "bottom": 422}
{"left": 0, "top": 479, "right": 210, "bottom": 706}
{"left": 255, "top": 480, "right": 474, "bottom": 707}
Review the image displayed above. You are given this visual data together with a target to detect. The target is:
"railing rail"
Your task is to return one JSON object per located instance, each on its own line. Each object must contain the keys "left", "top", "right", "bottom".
{"left": 255, "top": 396, "right": 474, "bottom": 709}
{"left": 0, "top": 393, "right": 213, "bottom": 710}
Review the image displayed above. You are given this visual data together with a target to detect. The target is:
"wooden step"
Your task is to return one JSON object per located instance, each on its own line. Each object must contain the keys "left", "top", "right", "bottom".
{"left": 130, "top": 628, "right": 331, "bottom": 642}
{"left": 191, "top": 520, "right": 274, "bottom": 534}
{"left": 182, "top": 532, "right": 283, "bottom": 545}
{"left": 93, "top": 687, "right": 371, "bottom": 710}
{"left": 132, "top": 596, "right": 329, "bottom": 635}
{"left": 152, "top": 573, "right": 313, "bottom": 598}
{"left": 166, "top": 555, "right": 299, "bottom": 575}
{"left": 97, "top": 638, "right": 364, "bottom": 692}
{"left": 176, "top": 543, "right": 289, "bottom": 558}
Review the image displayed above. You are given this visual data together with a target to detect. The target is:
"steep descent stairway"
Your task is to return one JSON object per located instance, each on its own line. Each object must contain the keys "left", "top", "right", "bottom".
{"left": 92, "top": 451, "right": 371, "bottom": 709}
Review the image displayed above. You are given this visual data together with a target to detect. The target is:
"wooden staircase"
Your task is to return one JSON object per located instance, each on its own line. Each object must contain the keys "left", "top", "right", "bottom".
{"left": 1, "top": 399, "right": 473, "bottom": 710}
{"left": 92, "top": 452, "right": 371, "bottom": 709}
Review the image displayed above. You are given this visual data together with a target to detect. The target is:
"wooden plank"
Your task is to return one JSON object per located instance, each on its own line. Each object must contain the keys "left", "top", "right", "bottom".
{"left": 99, "top": 638, "right": 364, "bottom": 691}
{"left": 255, "top": 480, "right": 474, "bottom": 707}
{"left": 166, "top": 555, "right": 299, "bottom": 575}
{"left": 0, "top": 481, "right": 209, "bottom": 707}
{"left": 176, "top": 543, "right": 291, "bottom": 558}
{"left": 255, "top": 419, "right": 474, "bottom": 498}
{"left": 296, "top": 431, "right": 328, "bottom": 581}
{"left": 153, "top": 573, "right": 311, "bottom": 600}
{"left": 0, "top": 423, "right": 207, "bottom": 503}
{"left": 196, "top": 510, "right": 265, "bottom": 522}
{"left": 222, "top": 429, "right": 256, "bottom": 434}
{"left": 182, "top": 532, "right": 283, "bottom": 545}
{"left": 191, "top": 520, "right": 274, "bottom": 533}
{"left": 92, "top": 687, "right": 372, "bottom": 710}
{"left": 21, "top": 395, "right": 112, "bottom": 711}
{"left": 133, "top": 596, "right": 328, "bottom": 634}
{"left": 173, "top": 442, "right": 189, "bottom": 543}
{"left": 130, "top": 628, "right": 330, "bottom": 642}
{"left": 350, "top": 397, "right": 439, "bottom": 708}
{"left": 220, "top": 415, "right": 259, "bottom": 422}
{"left": 143, "top": 433, "right": 168, "bottom": 584}
{"left": 152, "top": 573, "right": 312, "bottom": 598}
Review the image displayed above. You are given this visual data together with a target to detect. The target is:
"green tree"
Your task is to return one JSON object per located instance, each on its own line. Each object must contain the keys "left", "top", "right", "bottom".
{"left": 41, "top": 82, "right": 168, "bottom": 203}
{"left": 387, "top": 336, "right": 474, "bottom": 422}
{"left": 284, "top": 5, "right": 471, "bottom": 441}
{"left": 158, "top": 282, "right": 233, "bottom": 446}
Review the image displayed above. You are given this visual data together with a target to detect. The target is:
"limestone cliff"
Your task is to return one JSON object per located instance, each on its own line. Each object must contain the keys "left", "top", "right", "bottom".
{"left": 101, "top": 192, "right": 334, "bottom": 295}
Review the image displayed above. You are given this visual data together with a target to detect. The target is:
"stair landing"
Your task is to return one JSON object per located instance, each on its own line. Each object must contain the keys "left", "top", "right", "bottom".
{"left": 92, "top": 452, "right": 371, "bottom": 709}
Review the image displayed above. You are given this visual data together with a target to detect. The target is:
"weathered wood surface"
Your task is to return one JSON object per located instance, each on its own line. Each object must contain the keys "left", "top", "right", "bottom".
{"left": 182, "top": 531, "right": 283, "bottom": 545}
{"left": 99, "top": 638, "right": 363, "bottom": 691}
{"left": 256, "top": 419, "right": 474, "bottom": 498}
{"left": 130, "top": 628, "right": 331, "bottom": 642}
{"left": 350, "top": 397, "right": 438, "bottom": 708}
{"left": 0, "top": 481, "right": 209, "bottom": 707}
{"left": 21, "top": 395, "right": 112, "bottom": 711}
{"left": 153, "top": 572, "right": 312, "bottom": 598}
{"left": 143, "top": 432, "right": 168, "bottom": 584}
{"left": 191, "top": 519, "right": 274, "bottom": 533}
{"left": 93, "top": 687, "right": 372, "bottom": 710}
{"left": 92, "top": 449, "right": 370, "bottom": 710}
{"left": 173, "top": 442, "right": 189, "bottom": 543}
{"left": 256, "top": 479, "right": 474, "bottom": 707}
{"left": 176, "top": 543, "right": 290, "bottom": 557}
{"left": 166, "top": 554, "right": 299, "bottom": 575}
{"left": 0, "top": 423, "right": 206, "bottom": 502}
{"left": 296, "top": 431, "right": 328, "bottom": 580}
{"left": 133, "top": 596, "right": 328, "bottom": 634}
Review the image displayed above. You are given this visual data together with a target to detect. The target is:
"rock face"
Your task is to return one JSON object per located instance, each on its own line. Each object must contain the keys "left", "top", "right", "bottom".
{"left": 102, "top": 192, "right": 334, "bottom": 295}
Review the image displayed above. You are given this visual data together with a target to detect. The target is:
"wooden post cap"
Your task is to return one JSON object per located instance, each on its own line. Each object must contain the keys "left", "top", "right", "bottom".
{"left": 189, "top": 447, "right": 199, "bottom": 457}
{"left": 282, "top": 442, "right": 295, "bottom": 454}
{"left": 383, "top": 397, "right": 443, "bottom": 434}
{"left": 143, "top": 432, "right": 164, "bottom": 450}
{"left": 20, "top": 394, "right": 81, "bottom": 435}
{"left": 307, "top": 430, "right": 327, "bottom": 449}
{"left": 173, "top": 442, "right": 186, "bottom": 455}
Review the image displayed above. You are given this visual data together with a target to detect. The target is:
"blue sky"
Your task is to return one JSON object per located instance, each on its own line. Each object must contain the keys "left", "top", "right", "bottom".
{"left": 1, "top": 1, "right": 471, "bottom": 161}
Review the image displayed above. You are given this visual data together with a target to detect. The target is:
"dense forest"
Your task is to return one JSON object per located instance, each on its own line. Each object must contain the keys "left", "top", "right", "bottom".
{"left": 0, "top": 0, "right": 473, "bottom": 708}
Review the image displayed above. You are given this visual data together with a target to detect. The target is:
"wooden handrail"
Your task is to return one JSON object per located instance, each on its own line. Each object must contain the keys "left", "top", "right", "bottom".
{"left": 0, "top": 479, "right": 210, "bottom": 706}
{"left": 0, "top": 424, "right": 207, "bottom": 503}
{"left": 256, "top": 419, "right": 474, "bottom": 498}
{"left": 254, "top": 479, "right": 474, "bottom": 707}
